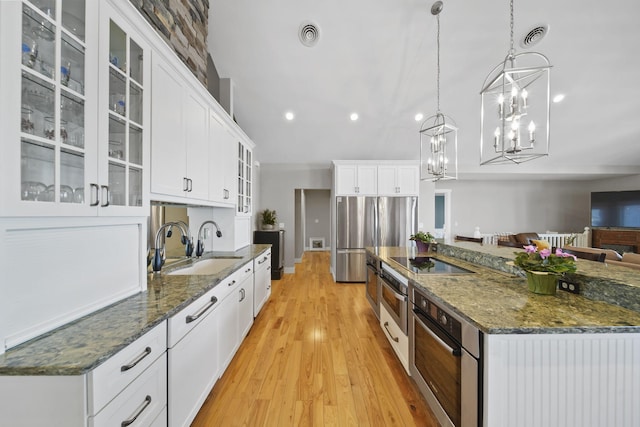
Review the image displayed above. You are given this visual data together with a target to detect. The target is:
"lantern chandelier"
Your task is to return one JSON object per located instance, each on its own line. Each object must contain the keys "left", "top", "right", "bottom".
{"left": 420, "top": 1, "right": 457, "bottom": 181}
{"left": 480, "top": 0, "right": 551, "bottom": 165}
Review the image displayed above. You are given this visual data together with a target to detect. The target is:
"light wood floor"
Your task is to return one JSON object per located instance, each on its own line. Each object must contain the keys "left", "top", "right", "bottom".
{"left": 192, "top": 251, "right": 439, "bottom": 426}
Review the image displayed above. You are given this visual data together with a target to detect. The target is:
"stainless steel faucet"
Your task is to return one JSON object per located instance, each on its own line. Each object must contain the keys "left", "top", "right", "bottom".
{"left": 151, "top": 221, "right": 193, "bottom": 272}
{"left": 196, "top": 220, "right": 222, "bottom": 257}
{"left": 172, "top": 220, "right": 194, "bottom": 257}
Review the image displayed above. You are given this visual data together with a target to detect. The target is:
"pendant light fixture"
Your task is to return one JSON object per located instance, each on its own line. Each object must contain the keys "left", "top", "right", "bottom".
{"left": 420, "top": 1, "right": 457, "bottom": 181}
{"left": 480, "top": 0, "right": 551, "bottom": 165}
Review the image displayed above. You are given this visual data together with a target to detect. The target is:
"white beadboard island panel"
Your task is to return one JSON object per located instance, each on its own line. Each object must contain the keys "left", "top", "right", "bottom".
{"left": 484, "top": 333, "right": 640, "bottom": 427}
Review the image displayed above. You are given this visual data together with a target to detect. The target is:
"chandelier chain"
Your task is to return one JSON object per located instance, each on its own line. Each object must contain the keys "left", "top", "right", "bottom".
{"left": 436, "top": 13, "right": 441, "bottom": 113}
{"left": 509, "top": 0, "right": 515, "bottom": 56}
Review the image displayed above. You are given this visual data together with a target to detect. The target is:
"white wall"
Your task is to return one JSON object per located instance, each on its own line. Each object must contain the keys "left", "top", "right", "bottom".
{"left": 435, "top": 179, "right": 591, "bottom": 236}
{"left": 418, "top": 179, "right": 436, "bottom": 233}
{"left": 259, "top": 164, "right": 332, "bottom": 272}
{"left": 587, "top": 174, "right": 640, "bottom": 192}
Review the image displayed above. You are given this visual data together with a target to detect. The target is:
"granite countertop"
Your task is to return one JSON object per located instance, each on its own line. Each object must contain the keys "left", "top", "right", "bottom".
{"left": 368, "top": 246, "right": 640, "bottom": 335}
{"left": 0, "top": 244, "right": 271, "bottom": 376}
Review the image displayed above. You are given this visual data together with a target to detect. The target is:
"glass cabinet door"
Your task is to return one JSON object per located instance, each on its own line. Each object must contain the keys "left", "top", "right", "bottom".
{"left": 106, "top": 19, "right": 144, "bottom": 208}
{"left": 236, "top": 142, "right": 252, "bottom": 215}
{"left": 20, "top": 0, "right": 86, "bottom": 207}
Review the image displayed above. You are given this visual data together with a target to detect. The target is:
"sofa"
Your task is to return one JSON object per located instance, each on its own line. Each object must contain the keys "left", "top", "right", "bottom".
{"left": 498, "top": 232, "right": 540, "bottom": 246}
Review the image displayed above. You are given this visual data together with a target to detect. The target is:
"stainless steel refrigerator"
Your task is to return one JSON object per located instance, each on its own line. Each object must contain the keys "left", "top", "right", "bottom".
{"left": 335, "top": 196, "right": 417, "bottom": 282}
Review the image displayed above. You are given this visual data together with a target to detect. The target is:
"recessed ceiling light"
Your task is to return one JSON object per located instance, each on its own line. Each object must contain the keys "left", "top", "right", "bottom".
{"left": 415, "top": 113, "right": 424, "bottom": 122}
{"left": 285, "top": 111, "right": 295, "bottom": 121}
{"left": 350, "top": 113, "right": 359, "bottom": 121}
{"left": 553, "top": 94, "right": 565, "bottom": 103}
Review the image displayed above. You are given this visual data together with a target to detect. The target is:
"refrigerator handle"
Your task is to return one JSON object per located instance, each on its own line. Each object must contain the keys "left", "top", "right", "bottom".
{"left": 374, "top": 198, "right": 379, "bottom": 248}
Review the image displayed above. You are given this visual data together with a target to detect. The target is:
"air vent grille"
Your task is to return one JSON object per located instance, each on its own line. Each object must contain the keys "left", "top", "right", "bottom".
{"left": 520, "top": 25, "right": 548, "bottom": 49}
{"left": 299, "top": 22, "right": 320, "bottom": 47}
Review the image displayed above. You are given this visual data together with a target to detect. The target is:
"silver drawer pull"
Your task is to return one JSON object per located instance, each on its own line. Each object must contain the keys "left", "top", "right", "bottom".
{"left": 383, "top": 321, "right": 400, "bottom": 342}
{"left": 120, "top": 347, "right": 151, "bottom": 372}
{"left": 258, "top": 256, "right": 268, "bottom": 264}
{"left": 228, "top": 279, "right": 236, "bottom": 287}
{"left": 245, "top": 268, "right": 252, "bottom": 273}
{"left": 121, "top": 395, "right": 152, "bottom": 427}
{"left": 186, "top": 296, "right": 218, "bottom": 323}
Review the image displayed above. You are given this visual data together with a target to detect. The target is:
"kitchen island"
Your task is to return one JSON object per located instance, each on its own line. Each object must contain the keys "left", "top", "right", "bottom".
{"left": 368, "top": 245, "right": 640, "bottom": 427}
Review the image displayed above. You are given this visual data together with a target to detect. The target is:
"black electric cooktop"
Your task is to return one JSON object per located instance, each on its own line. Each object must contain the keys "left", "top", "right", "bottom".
{"left": 390, "top": 256, "right": 474, "bottom": 275}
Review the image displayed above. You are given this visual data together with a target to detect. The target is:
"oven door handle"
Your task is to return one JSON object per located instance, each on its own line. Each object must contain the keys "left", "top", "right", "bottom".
{"left": 415, "top": 310, "right": 461, "bottom": 356}
{"left": 381, "top": 278, "right": 406, "bottom": 301}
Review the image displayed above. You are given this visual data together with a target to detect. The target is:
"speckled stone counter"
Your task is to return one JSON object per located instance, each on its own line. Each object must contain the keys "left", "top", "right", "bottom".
{"left": 0, "top": 244, "right": 270, "bottom": 376}
{"left": 438, "top": 241, "right": 640, "bottom": 312}
{"left": 368, "top": 246, "right": 640, "bottom": 335}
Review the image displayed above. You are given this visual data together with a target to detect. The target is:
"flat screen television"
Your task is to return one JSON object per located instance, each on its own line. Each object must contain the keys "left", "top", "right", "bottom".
{"left": 591, "top": 190, "right": 640, "bottom": 228}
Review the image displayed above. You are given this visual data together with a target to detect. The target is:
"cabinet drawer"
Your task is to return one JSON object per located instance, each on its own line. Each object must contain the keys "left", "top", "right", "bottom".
{"left": 255, "top": 250, "right": 271, "bottom": 270}
{"left": 168, "top": 286, "right": 221, "bottom": 348}
{"left": 90, "top": 353, "right": 167, "bottom": 427}
{"left": 235, "top": 260, "right": 254, "bottom": 283}
{"left": 88, "top": 322, "right": 167, "bottom": 415}
{"left": 167, "top": 260, "right": 252, "bottom": 348}
{"left": 380, "top": 305, "right": 409, "bottom": 375}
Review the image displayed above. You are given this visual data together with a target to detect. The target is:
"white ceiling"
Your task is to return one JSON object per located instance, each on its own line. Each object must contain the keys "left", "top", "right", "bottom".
{"left": 207, "top": 0, "right": 640, "bottom": 180}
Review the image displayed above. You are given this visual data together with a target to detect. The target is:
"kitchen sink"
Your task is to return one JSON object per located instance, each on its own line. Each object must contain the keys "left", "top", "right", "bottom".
{"left": 166, "top": 257, "right": 241, "bottom": 276}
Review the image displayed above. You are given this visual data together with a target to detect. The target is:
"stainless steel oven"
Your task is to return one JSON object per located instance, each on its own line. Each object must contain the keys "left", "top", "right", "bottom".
{"left": 410, "top": 285, "right": 482, "bottom": 427}
{"left": 379, "top": 263, "right": 408, "bottom": 335}
{"left": 365, "top": 254, "right": 380, "bottom": 319}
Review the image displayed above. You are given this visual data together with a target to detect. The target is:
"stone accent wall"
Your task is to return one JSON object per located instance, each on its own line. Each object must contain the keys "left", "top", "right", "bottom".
{"left": 129, "top": 0, "right": 209, "bottom": 85}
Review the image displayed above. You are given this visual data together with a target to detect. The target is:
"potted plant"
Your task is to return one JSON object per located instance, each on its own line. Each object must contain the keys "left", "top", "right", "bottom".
{"left": 409, "top": 231, "right": 435, "bottom": 253}
{"left": 512, "top": 245, "right": 577, "bottom": 295}
{"left": 261, "top": 209, "right": 277, "bottom": 230}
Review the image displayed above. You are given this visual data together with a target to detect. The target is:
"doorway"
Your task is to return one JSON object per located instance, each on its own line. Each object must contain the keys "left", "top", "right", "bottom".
{"left": 294, "top": 189, "right": 331, "bottom": 262}
{"left": 434, "top": 189, "right": 451, "bottom": 243}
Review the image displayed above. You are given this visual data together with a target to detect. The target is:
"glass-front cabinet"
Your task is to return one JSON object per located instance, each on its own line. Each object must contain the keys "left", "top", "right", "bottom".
{"left": 0, "top": 0, "right": 149, "bottom": 216}
{"left": 102, "top": 16, "right": 147, "bottom": 212}
{"left": 237, "top": 141, "right": 252, "bottom": 215}
{"left": 9, "top": 0, "right": 88, "bottom": 215}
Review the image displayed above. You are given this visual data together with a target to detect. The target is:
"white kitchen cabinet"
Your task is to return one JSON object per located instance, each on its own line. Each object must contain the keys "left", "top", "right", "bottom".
{"left": 254, "top": 249, "right": 272, "bottom": 317}
{"left": 0, "top": 321, "right": 167, "bottom": 426}
{"left": 167, "top": 279, "right": 230, "bottom": 427}
{"left": 238, "top": 269, "right": 255, "bottom": 340}
{"left": 150, "top": 54, "right": 210, "bottom": 203}
{"left": 218, "top": 261, "right": 253, "bottom": 373}
{"left": 90, "top": 353, "right": 167, "bottom": 427}
{"left": 335, "top": 164, "right": 378, "bottom": 195}
{"left": 0, "top": 0, "right": 150, "bottom": 217}
{"left": 377, "top": 164, "right": 419, "bottom": 196}
{"left": 208, "top": 111, "right": 236, "bottom": 206}
{"left": 88, "top": 321, "right": 167, "bottom": 415}
{"left": 183, "top": 92, "right": 210, "bottom": 201}
{"left": 380, "top": 303, "right": 409, "bottom": 375}
{"left": 0, "top": 0, "right": 93, "bottom": 216}
{"left": 237, "top": 141, "right": 253, "bottom": 215}
{"left": 98, "top": 4, "right": 151, "bottom": 215}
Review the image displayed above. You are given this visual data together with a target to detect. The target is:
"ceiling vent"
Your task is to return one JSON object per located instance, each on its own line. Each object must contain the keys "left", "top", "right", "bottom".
{"left": 520, "top": 24, "right": 548, "bottom": 49}
{"left": 299, "top": 22, "right": 320, "bottom": 47}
